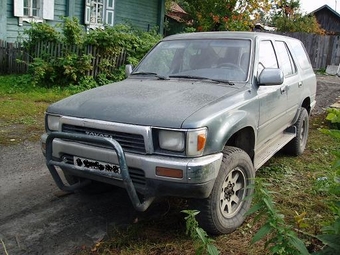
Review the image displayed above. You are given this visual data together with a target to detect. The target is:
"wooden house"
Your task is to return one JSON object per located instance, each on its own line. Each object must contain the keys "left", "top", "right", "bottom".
{"left": 310, "top": 4, "right": 340, "bottom": 35}
{"left": 165, "top": 1, "right": 188, "bottom": 35}
{"left": 0, "top": 0, "right": 165, "bottom": 43}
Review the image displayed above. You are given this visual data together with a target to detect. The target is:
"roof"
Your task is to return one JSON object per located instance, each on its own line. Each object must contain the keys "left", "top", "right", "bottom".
{"left": 166, "top": 1, "right": 188, "bottom": 23}
{"left": 169, "top": 2, "right": 187, "bottom": 14}
{"left": 309, "top": 4, "right": 340, "bottom": 19}
{"left": 163, "top": 31, "right": 300, "bottom": 42}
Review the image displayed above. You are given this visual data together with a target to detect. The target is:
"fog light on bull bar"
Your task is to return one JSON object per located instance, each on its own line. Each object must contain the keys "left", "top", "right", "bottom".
{"left": 156, "top": 167, "right": 183, "bottom": 179}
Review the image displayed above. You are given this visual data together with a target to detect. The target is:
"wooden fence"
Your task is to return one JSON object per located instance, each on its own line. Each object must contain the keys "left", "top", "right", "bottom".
{"left": 1, "top": 33, "right": 340, "bottom": 74}
{"left": 281, "top": 32, "right": 340, "bottom": 70}
{"left": 0, "top": 40, "right": 127, "bottom": 76}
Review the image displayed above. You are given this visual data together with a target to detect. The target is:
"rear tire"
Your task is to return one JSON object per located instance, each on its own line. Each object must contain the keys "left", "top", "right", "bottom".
{"left": 191, "top": 146, "right": 255, "bottom": 235}
{"left": 285, "top": 108, "right": 309, "bottom": 156}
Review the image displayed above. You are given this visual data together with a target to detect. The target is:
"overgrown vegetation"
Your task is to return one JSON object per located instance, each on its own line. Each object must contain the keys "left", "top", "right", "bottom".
{"left": 246, "top": 179, "right": 310, "bottom": 255}
{"left": 21, "top": 18, "right": 161, "bottom": 88}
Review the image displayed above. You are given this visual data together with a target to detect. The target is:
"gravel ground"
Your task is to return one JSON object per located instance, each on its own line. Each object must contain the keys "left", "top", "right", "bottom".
{"left": 0, "top": 75, "right": 339, "bottom": 255}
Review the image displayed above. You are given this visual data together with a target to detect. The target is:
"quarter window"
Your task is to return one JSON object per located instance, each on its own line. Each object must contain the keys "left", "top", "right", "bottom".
{"left": 276, "top": 41, "right": 297, "bottom": 76}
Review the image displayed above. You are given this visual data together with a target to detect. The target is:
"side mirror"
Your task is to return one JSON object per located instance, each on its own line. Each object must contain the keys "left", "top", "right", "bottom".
{"left": 258, "top": 68, "right": 284, "bottom": 86}
{"left": 125, "top": 64, "right": 133, "bottom": 77}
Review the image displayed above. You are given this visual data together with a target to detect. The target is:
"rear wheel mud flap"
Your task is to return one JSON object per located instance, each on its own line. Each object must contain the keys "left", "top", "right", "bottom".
{"left": 45, "top": 132, "right": 155, "bottom": 212}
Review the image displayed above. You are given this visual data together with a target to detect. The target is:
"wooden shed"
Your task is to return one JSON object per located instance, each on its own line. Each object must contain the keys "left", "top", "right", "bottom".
{"left": 310, "top": 4, "right": 340, "bottom": 35}
{"left": 0, "top": 0, "right": 165, "bottom": 43}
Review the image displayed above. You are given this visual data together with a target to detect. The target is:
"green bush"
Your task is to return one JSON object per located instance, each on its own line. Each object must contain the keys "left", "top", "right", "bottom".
{"left": 22, "top": 18, "right": 162, "bottom": 88}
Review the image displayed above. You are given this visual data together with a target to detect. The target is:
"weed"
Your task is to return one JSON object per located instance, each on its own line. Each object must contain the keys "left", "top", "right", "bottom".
{"left": 182, "top": 210, "right": 220, "bottom": 255}
{"left": 0, "top": 239, "right": 9, "bottom": 255}
{"left": 246, "top": 179, "right": 310, "bottom": 255}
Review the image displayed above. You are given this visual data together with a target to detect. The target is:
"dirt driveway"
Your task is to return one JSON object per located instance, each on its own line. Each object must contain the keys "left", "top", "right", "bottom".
{"left": 0, "top": 75, "right": 339, "bottom": 255}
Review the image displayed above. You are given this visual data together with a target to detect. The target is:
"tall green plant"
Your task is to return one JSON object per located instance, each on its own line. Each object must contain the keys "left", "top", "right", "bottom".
{"left": 246, "top": 179, "right": 310, "bottom": 255}
{"left": 182, "top": 210, "right": 220, "bottom": 255}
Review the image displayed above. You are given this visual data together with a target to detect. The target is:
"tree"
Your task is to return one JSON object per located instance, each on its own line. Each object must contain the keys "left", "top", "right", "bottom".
{"left": 271, "top": 0, "right": 325, "bottom": 34}
{"left": 173, "top": 0, "right": 274, "bottom": 31}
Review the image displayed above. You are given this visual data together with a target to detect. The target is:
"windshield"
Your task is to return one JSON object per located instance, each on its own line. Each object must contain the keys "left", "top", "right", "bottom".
{"left": 133, "top": 39, "right": 251, "bottom": 82}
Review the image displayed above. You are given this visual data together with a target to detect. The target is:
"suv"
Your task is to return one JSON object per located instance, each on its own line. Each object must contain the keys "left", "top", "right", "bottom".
{"left": 41, "top": 32, "right": 316, "bottom": 234}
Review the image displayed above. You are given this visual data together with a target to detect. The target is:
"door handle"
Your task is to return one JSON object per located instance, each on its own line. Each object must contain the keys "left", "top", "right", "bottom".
{"left": 298, "top": 81, "right": 303, "bottom": 87}
{"left": 280, "top": 86, "right": 286, "bottom": 94}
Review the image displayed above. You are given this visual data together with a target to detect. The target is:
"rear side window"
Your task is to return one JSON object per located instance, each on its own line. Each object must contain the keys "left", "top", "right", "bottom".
{"left": 289, "top": 40, "right": 312, "bottom": 70}
{"left": 275, "top": 41, "right": 297, "bottom": 77}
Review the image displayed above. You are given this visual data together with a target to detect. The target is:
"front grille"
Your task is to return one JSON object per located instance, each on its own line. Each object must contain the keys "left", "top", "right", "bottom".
{"left": 62, "top": 124, "right": 146, "bottom": 154}
{"left": 62, "top": 154, "right": 146, "bottom": 186}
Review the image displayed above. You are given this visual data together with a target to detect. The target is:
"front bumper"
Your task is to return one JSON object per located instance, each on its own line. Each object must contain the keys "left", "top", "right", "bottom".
{"left": 41, "top": 132, "right": 222, "bottom": 210}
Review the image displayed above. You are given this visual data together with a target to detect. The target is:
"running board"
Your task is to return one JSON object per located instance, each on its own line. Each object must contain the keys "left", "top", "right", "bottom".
{"left": 254, "top": 128, "right": 296, "bottom": 170}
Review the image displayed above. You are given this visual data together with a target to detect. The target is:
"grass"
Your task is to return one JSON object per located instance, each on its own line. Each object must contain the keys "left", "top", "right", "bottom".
{"left": 0, "top": 75, "right": 74, "bottom": 145}
{"left": 0, "top": 74, "right": 339, "bottom": 254}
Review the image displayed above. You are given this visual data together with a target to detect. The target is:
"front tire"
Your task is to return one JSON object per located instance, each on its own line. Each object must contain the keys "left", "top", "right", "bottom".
{"left": 191, "top": 146, "right": 255, "bottom": 235}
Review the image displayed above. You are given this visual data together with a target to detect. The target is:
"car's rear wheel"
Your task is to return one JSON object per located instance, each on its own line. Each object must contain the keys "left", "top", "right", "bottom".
{"left": 285, "top": 108, "right": 309, "bottom": 156}
{"left": 191, "top": 146, "right": 255, "bottom": 235}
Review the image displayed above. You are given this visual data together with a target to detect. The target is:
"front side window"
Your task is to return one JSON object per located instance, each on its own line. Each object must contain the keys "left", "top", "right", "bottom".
{"left": 258, "top": 40, "right": 278, "bottom": 76}
{"left": 85, "top": 0, "right": 115, "bottom": 28}
{"left": 133, "top": 39, "right": 251, "bottom": 82}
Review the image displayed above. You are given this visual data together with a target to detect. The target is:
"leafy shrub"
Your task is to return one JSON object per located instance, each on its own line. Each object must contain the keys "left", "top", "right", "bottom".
{"left": 325, "top": 108, "right": 340, "bottom": 129}
{"left": 22, "top": 19, "right": 162, "bottom": 88}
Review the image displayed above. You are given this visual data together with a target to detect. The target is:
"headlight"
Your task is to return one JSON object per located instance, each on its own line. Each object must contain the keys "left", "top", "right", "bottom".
{"left": 187, "top": 128, "right": 207, "bottom": 156}
{"left": 46, "top": 114, "right": 60, "bottom": 131}
{"left": 157, "top": 128, "right": 207, "bottom": 156}
{"left": 158, "top": 130, "right": 185, "bottom": 152}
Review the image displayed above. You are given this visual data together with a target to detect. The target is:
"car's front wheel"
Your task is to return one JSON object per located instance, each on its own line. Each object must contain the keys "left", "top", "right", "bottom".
{"left": 191, "top": 146, "right": 255, "bottom": 235}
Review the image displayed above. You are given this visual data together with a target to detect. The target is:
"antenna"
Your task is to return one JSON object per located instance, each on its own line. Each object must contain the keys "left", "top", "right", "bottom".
{"left": 336, "top": 0, "right": 338, "bottom": 11}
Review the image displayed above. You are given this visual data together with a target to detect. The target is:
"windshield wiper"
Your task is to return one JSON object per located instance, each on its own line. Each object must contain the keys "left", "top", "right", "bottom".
{"left": 210, "top": 78, "right": 235, "bottom": 85}
{"left": 169, "top": 75, "right": 235, "bottom": 85}
{"left": 169, "top": 74, "right": 208, "bottom": 80}
{"left": 131, "top": 72, "right": 169, "bottom": 80}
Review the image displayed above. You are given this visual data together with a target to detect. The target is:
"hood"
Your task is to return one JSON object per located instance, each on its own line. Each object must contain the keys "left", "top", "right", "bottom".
{"left": 48, "top": 78, "right": 239, "bottom": 128}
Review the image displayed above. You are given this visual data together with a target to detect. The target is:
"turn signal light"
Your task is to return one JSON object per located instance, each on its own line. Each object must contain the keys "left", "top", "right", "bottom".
{"left": 156, "top": 167, "right": 183, "bottom": 178}
{"left": 197, "top": 134, "right": 206, "bottom": 151}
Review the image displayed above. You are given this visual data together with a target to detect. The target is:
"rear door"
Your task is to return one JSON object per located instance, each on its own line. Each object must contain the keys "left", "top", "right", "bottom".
{"left": 274, "top": 40, "right": 300, "bottom": 123}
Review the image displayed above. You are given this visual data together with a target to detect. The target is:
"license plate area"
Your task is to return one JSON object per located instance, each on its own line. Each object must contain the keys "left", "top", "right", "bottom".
{"left": 73, "top": 156, "right": 121, "bottom": 176}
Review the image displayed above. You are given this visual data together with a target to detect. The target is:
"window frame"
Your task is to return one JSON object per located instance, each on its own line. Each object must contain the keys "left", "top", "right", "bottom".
{"left": 257, "top": 40, "right": 279, "bottom": 77}
{"left": 14, "top": 0, "right": 54, "bottom": 26}
{"left": 275, "top": 40, "right": 298, "bottom": 77}
{"left": 85, "top": 0, "right": 115, "bottom": 29}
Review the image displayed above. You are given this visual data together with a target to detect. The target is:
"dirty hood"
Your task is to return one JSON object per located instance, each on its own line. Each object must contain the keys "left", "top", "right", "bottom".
{"left": 48, "top": 78, "right": 239, "bottom": 128}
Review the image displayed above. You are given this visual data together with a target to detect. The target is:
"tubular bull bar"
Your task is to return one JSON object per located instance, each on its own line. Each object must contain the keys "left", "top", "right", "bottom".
{"left": 45, "top": 132, "right": 155, "bottom": 212}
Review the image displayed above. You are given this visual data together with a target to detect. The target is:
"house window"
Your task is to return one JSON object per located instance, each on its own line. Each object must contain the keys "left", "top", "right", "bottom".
{"left": 85, "top": 0, "right": 115, "bottom": 28}
{"left": 14, "top": 0, "right": 54, "bottom": 25}
{"left": 23, "top": 0, "right": 40, "bottom": 17}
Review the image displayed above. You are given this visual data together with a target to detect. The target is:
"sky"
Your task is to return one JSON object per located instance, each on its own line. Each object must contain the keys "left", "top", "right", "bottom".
{"left": 299, "top": 0, "right": 339, "bottom": 14}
